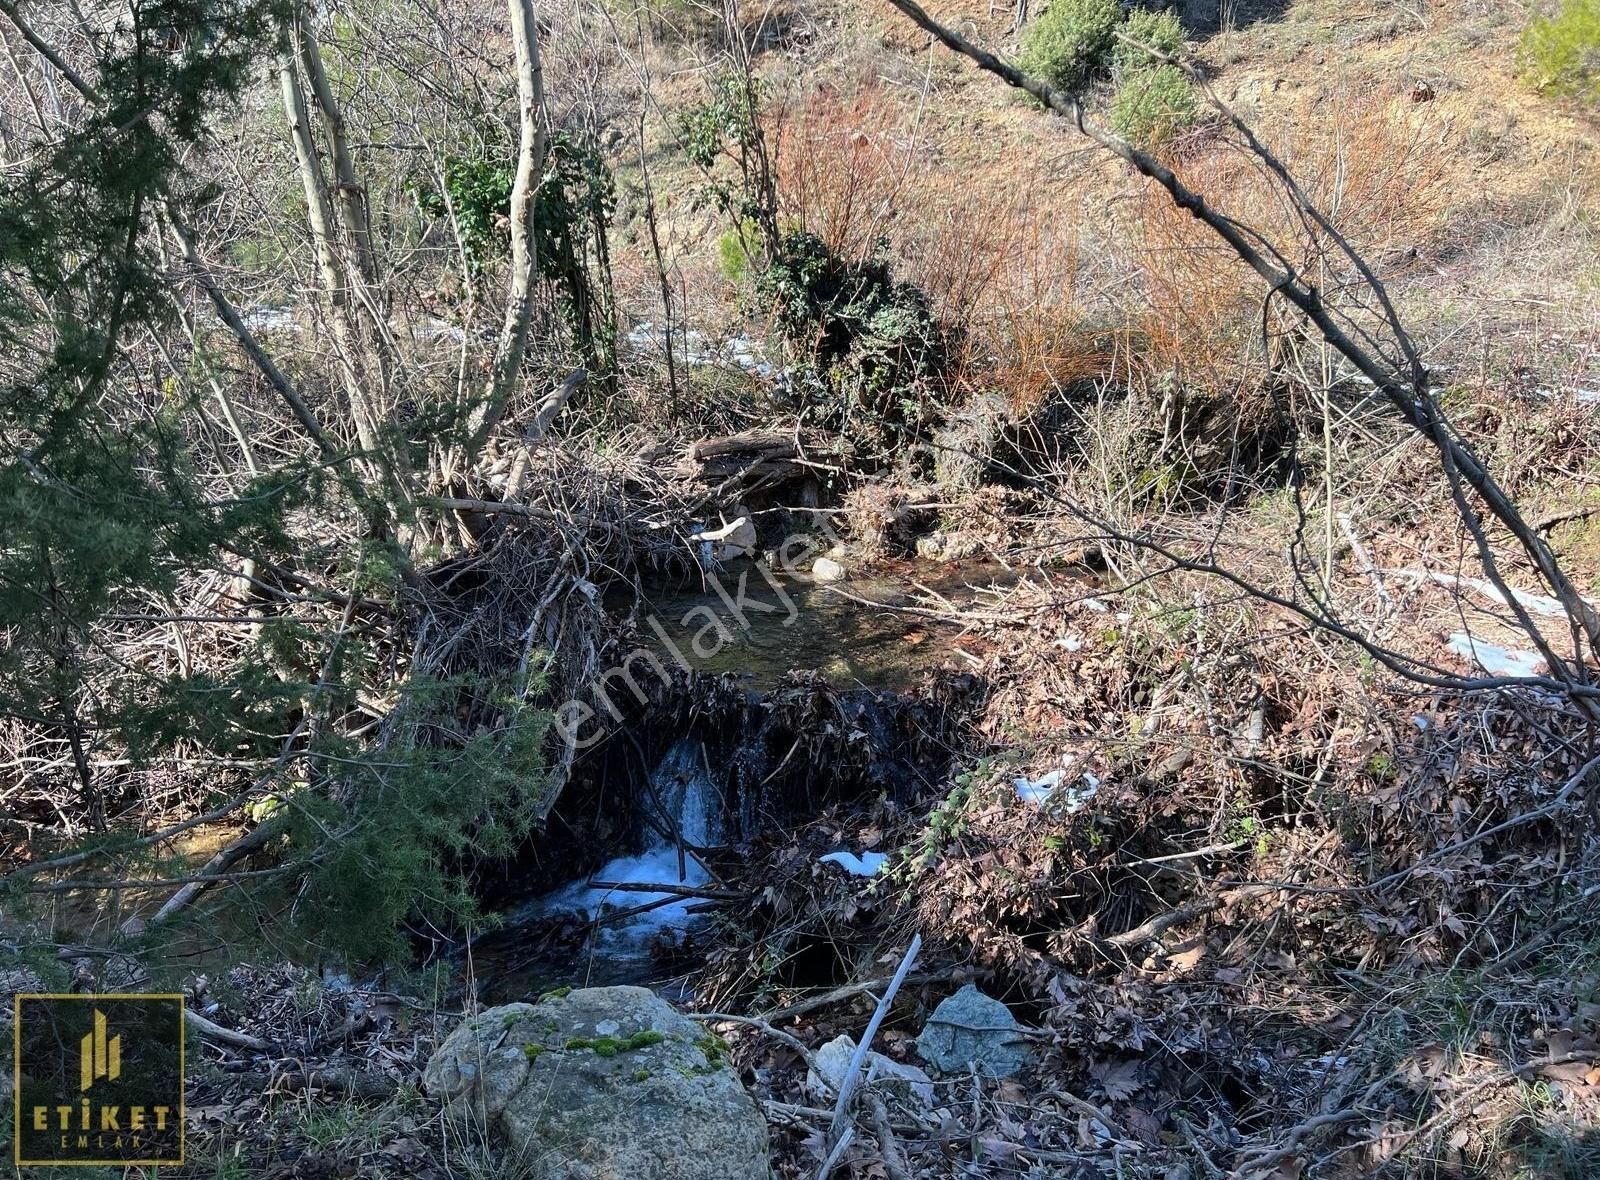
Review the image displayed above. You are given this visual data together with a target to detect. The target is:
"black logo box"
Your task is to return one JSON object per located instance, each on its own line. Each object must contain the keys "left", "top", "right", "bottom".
{"left": 13, "top": 994, "right": 185, "bottom": 1167}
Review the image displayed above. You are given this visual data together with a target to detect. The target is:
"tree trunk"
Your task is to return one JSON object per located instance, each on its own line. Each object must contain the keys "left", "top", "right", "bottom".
{"left": 463, "top": 0, "right": 549, "bottom": 462}
{"left": 278, "top": 15, "right": 393, "bottom": 481}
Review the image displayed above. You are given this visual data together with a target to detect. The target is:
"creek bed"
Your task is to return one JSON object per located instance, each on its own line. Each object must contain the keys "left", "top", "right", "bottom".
{"left": 471, "top": 559, "right": 1023, "bottom": 1000}
{"left": 619, "top": 557, "right": 1021, "bottom": 692}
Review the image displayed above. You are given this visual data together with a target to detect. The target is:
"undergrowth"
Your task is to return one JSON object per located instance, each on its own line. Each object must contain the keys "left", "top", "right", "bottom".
{"left": 1521, "top": 0, "right": 1600, "bottom": 103}
{"left": 1020, "top": 0, "right": 1120, "bottom": 92}
{"left": 760, "top": 228, "right": 954, "bottom": 469}
{"left": 1020, "top": 0, "right": 1198, "bottom": 145}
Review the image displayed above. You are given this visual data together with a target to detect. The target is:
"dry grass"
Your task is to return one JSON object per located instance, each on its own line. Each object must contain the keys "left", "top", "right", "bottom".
{"left": 773, "top": 84, "right": 1118, "bottom": 412}
{"left": 1130, "top": 89, "right": 1451, "bottom": 389}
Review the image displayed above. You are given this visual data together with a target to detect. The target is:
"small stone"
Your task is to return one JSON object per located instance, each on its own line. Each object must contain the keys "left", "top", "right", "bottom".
{"left": 808, "top": 1034, "right": 934, "bottom": 1107}
{"left": 716, "top": 516, "right": 759, "bottom": 560}
{"left": 916, "top": 984, "right": 1030, "bottom": 1078}
{"left": 811, "top": 557, "right": 846, "bottom": 583}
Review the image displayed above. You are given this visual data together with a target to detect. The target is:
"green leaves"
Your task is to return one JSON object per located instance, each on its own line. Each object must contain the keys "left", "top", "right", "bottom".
{"left": 1017, "top": 0, "right": 1198, "bottom": 147}
{"left": 410, "top": 155, "right": 516, "bottom": 271}
{"left": 284, "top": 678, "right": 553, "bottom": 961}
{"left": 1110, "top": 64, "right": 1198, "bottom": 148}
{"left": 758, "top": 230, "right": 952, "bottom": 464}
{"left": 675, "top": 72, "right": 777, "bottom": 269}
{"left": 1018, "top": 0, "right": 1121, "bottom": 93}
{"left": 411, "top": 134, "right": 618, "bottom": 377}
{"left": 1521, "top": 0, "right": 1600, "bottom": 104}
{"left": 677, "top": 74, "right": 763, "bottom": 172}
{"left": 1108, "top": 11, "right": 1195, "bottom": 147}
{"left": 1112, "top": 9, "right": 1188, "bottom": 78}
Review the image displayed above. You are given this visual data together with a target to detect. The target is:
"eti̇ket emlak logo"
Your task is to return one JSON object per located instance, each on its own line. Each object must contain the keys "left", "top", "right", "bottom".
{"left": 80, "top": 1007, "right": 122, "bottom": 1092}
{"left": 13, "top": 994, "right": 185, "bottom": 1166}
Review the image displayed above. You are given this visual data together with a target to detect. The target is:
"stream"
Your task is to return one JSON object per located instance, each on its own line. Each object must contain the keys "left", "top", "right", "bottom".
{"left": 623, "top": 557, "right": 1020, "bottom": 691}
{"left": 470, "top": 559, "right": 1022, "bottom": 1001}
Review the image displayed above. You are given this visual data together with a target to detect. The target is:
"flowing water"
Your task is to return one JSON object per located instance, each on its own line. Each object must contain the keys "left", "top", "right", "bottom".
{"left": 472, "top": 559, "right": 1027, "bottom": 1000}
{"left": 517, "top": 738, "right": 721, "bottom": 957}
{"left": 621, "top": 558, "right": 1020, "bottom": 692}
{"left": 473, "top": 737, "right": 724, "bottom": 1000}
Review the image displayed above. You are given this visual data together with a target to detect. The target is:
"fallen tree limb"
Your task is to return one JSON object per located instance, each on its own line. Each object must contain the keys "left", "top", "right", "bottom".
{"left": 421, "top": 496, "right": 622, "bottom": 532}
{"left": 759, "top": 970, "right": 957, "bottom": 1025}
{"left": 1107, "top": 883, "right": 1280, "bottom": 950}
{"left": 588, "top": 880, "right": 745, "bottom": 899}
{"left": 863, "top": 1089, "right": 913, "bottom": 1180}
{"left": 184, "top": 1008, "right": 270, "bottom": 1052}
{"left": 689, "top": 1012, "right": 825, "bottom": 1080}
{"left": 1536, "top": 504, "right": 1600, "bottom": 532}
{"left": 826, "top": 934, "right": 922, "bottom": 1162}
{"left": 120, "top": 817, "right": 287, "bottom": 935}
{"left": 234, "top": 1064, "right": 398, "bottom": 1100}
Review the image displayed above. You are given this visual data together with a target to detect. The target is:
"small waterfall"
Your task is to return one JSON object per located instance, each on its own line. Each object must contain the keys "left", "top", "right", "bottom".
{"left": 643, "top": 736, "right": 720, "bottom": 849}
{"left": 527, "top": 738, "right": 721, "bottom": 959}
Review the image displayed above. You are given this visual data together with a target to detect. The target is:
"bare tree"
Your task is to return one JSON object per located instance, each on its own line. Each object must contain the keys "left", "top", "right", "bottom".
{"left": 463, "top": 0, "right": 551, "bottom": 463}
{"left": 278, "top": 8, "right": 403, "bottom": 490}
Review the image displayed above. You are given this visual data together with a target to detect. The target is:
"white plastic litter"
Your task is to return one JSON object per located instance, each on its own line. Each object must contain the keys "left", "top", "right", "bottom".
{"left": 1013, "top": 770, "right": 1063, "bottom": 805}
{"left": 1015, "top": 770, "right": 1099, "bottom": 812}
{"left": 818, "top": 850, "right": 888, "bottom": 877}
{"left": 1447, "top": 632, "right": 1544, "bottom": 679}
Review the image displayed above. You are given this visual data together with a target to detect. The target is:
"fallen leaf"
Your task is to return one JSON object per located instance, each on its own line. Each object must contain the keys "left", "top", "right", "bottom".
{"left": 1090, "top": 1057, "right": 1143, "bottom": 1100}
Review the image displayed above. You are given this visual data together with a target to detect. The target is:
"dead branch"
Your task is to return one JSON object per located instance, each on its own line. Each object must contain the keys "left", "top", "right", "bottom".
{"left": 119, "top": 817, "right": 286, "bottom": 935}
{"left": 759, "top": 971, "right": 957, "bottom": 1025}
{"left": 826, "top": 934, "right": 922, "bottom": 1158}
{"left": 587, "top": 880, "right": 745, "bottom": 899}
{"left": 185, "top": 1008, "right": 270, "bottom": 1052}
{"left": 688, "top": 1012, "right": 825, "bottom": 1079}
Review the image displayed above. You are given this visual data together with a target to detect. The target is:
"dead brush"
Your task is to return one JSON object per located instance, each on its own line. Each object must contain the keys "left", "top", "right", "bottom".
{"left": 875, "top": 564, "right": 1600, "bottom": 1175}
{"left": 1129, "top": 88, "right": 1451, "bottom": 401}
{"left": 775, "top": 85, "right": 1103, "bottom": 404}
{"left": 775, "top": 85, "right": 918, "bottom": 262}
{"left": 981, "top": 207, "right": 1117, "bottom": 416}
{"left": 916, "top": 176, "right": 1119, "bottom": 404}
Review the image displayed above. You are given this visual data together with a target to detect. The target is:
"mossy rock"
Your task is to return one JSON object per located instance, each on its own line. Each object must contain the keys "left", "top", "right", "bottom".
{"left": 423, "top": 986, "right": 768, "bottom": 1179}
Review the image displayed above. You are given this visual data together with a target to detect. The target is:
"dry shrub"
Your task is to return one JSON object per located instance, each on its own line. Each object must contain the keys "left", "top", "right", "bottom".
{"left": 1131, "top": 90, "right": 1451, "bottom": 393}
{"left": 775, "top": 87, "right": 1109, "bottom": 405}
{"left": 977, "top": 201, "right": 1118, "bottom": 413}
{"left": 775, "top": 86, "right": 913, "bottom": 261}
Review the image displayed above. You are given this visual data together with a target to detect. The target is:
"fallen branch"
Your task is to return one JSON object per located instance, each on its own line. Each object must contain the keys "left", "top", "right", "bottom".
{"left": 824, "top": 934, "right": 922, "bottom": 1168}
{"left": 1107, "top": 884, "right": 1279, "bottom": 950}
{"left": 242, "top": 1063, "right": 398, "bottom": 1100}
{"left": 863, "top": 1089, "right": 913, "bottom": 1180}
{"left": 184, "top": 1008, "right": 269, "bottom": 1052}
{"left": 1536, "top": 503, "right": 1600, "bottom": 532}
{"left": 588, "top": 880, "right": 745, "bottom": 900}
{"left": 760, "top": 970, "right": 955, "bottom": 1025}
{"left": 120, "top": 816, "right": 286, "bottom": 936}
{"left": 689, "top": 1012, "right": 824, "bottom": 1079}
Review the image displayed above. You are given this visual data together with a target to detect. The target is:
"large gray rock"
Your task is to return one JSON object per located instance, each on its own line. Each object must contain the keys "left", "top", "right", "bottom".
{"left": 425, "top": 986, "right": 769, "bottom": 1179}
{"left": 915, "top": 984, "right": 1030, "bottom": 1078}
